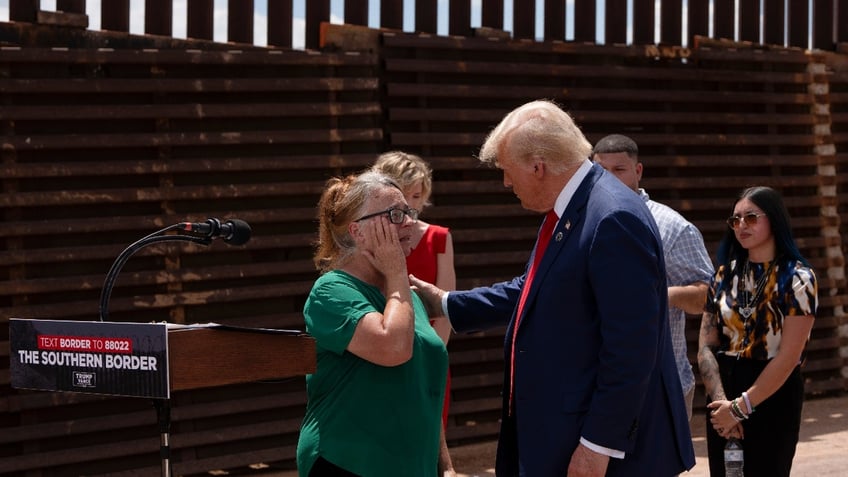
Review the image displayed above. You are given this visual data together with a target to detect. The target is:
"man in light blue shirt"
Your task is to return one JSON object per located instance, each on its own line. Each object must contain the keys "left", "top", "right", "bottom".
{"left": 593, "top": 134, "right": 714, "bottom": 419}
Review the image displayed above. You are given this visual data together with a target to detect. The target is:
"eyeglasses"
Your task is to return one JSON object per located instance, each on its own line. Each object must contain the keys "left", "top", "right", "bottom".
{"left": 355, "top": 207, "right": 419, "bottom": 224}
{"left": 726, "top": 212, "right": 766, "bottom": 229}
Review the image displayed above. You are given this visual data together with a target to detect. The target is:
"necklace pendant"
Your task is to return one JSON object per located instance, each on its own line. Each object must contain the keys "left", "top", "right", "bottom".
{"left": 740, "top": 307, "right": 754, "bottom": 318}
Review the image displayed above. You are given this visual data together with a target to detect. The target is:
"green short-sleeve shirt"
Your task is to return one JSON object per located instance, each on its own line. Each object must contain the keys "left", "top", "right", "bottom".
{"left": 296, "top": 270, "right": 448, "bottom": 477}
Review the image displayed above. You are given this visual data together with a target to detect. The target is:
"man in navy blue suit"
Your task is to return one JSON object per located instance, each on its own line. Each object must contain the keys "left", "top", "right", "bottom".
{"left": 410, "top": 100, "right": 695, "bottom": 476}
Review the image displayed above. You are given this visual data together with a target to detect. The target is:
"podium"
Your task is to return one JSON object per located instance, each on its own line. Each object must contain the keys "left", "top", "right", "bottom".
{"left": 9, "top": 318, "right": 316, "bottom": 476}
{"left": 168, "top": 325, "right": 316, "bottom": 391}
{"left": 10, "top": 318, "right": 316, "bottom": 397}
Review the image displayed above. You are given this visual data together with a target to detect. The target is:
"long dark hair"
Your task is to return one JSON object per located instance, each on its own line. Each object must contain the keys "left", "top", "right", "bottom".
{"left": 716, "top": 186, "right": 809, "bottom": 272}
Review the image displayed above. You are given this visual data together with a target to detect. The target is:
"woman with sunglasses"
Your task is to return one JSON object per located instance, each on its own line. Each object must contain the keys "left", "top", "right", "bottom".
{"left": 697, "top": 186, "right": 817, "bottom": 476}
{"left": 297, "top": 171, "right": 454, "bottom": 477}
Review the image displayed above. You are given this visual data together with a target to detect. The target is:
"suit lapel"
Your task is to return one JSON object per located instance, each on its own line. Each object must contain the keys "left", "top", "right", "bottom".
{"left": 518, "top": 164, "right": 604, "bottom": 323}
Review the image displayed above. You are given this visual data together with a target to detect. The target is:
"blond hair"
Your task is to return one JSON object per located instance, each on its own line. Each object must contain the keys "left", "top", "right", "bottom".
{"left": 372, "top": 151, "right": 433, "bottom": 208}
{"left": 479, "top": 100, "right": 592, "bottom": 174}
{"left": 313, "top": 171, "right": 400, "bottom": 272}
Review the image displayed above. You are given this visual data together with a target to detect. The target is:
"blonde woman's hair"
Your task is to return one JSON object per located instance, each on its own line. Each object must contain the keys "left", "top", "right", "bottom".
{"left": 478, "top": 100, "right": 592, "bottom": 174}
{"left": 313, "top": 171, "right": 400, "bottom": 272}
{"left": 372, "top": 151, "right": 433, "bottom": 208}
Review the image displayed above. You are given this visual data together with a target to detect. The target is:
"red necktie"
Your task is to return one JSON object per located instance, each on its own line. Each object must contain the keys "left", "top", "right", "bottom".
{"left": 508, "top": 209, "right": 558, "bottom": 413}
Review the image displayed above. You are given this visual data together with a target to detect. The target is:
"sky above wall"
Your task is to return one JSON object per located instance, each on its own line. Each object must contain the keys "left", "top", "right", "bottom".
{"left": 0, "top": 1, "right": 818, "bottom": 50}
{"left": 0, "top": 0, "right": 617, "bottom": 48}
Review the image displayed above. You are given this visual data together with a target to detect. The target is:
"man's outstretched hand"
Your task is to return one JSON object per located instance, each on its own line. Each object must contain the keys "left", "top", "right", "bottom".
{"left": 408, "top": 274, "right": 447, "bottom": 318}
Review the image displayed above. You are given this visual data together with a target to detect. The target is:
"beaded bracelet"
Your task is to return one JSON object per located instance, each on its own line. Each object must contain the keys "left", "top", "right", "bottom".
{"left": 730, "top": 398, "right": 749, "bottom": 421}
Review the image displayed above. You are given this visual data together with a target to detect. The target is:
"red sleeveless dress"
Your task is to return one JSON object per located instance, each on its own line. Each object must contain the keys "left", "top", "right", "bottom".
{"left": 406, "top": 224, "right": 452, "bottom": 428}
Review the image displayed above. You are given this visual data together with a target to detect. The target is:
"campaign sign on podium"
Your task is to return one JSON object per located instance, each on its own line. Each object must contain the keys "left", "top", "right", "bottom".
{"left": 10, "top": 318, "right": 170, "bottom": 399}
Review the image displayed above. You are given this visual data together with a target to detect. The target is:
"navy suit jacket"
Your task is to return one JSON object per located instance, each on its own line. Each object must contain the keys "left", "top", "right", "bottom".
{"left": 448, "top": 163, "right": 695, "bottom": 476}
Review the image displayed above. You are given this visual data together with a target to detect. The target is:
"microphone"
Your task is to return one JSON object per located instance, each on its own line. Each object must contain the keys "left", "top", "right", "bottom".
{"left": 179, "top": 218, "right": 252, "bottom": 245}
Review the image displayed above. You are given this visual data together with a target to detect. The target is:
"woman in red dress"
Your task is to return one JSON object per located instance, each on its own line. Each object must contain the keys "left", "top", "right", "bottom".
{"left": 372, "top": 151, "right": 457, "bottom": 424}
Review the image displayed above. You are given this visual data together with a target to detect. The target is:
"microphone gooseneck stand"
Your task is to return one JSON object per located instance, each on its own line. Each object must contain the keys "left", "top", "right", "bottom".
{"left": 98, "top": 224, "right": 213, "bottom": 477}
{"left": 99, "top": 224, "right": 212, "bottom": 323}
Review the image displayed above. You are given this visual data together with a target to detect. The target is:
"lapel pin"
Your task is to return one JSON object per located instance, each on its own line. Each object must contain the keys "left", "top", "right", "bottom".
{"left": 564, "top": 220, "right": 571, "bottom": 230}
{"left": 555, "top": 231, "right": 563, "bottom": 242}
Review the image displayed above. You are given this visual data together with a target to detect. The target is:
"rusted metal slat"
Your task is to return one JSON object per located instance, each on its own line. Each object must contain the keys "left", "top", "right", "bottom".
{"left": 0, "top": 259, "right": 317, "bottom": 296}
{"left": 380, "top": 32, "right": 812, "bottom": 65}
{"left": 305, "top": 0, "right": 330, "bottom": 50}
{"left": 386, "top": 83, "right": 815, "bottom": 104}
{"left": 0, "top": 102, "right": 382, "bottom": 121}
{"left": 738, "top": 0, "right": 760, "bottom": 43}
{"left": 0, "top": 153, "right": 380, "bottom": 179}
{"left": 0, "top": 232, "right": 320, "bottom": 267}
{"left": 448, "top": 0, "right": 471, "bottom": 37}
{"left": 660, "top": 0, "right": 682, "bottom": 45}
{"left": 713, "top": 0, "right": 734, "bottom": 40}
{"left": 1, "top": 408, "right": 154, "bottom": 443}
{"left": 416, "top": 0, "right": 437, "bottom": 34}
{"left": 453, "top": 251, "right": 530, "bottom": 267}
{"left": 0, "top": 154, "right": 379, "bottom": 180}
{"left": 187, "top": 0, "right": 214, "bottom": 41}
{"left": 0, "top": 77, "right": 379, "bottom": 93}
{"left": 763, "top": 0, "right": 785, "bottom": 46}
{"left": 605, "top": 0, "right": 626, "bottom": 44}
{"left": 101, "top": 0, "right": 130, "bottom": 31}
{"left": 0, "top": 180, "right": 335, "bottom": 207}
{"left": 840, "top": 4, "right": 848, "bottom": 43}
{"left": 393, "top": 131, "right": 819, "bottom": 149}
{"left": 512, "top": 0, "right": 534, "bottom": 40}
{"left": 228, "top": 0, "right": 254, "bottom": 44}
{"left": 2, "top": 416, "right": 300, "bottom": 474}
{"left": 1, "top": 281, "right": 315, "bottom": 319}
{"left": 344, "top": 0, "right": 368, "bottom": 26}
{"left": 643, "top": 176, "right": 827, "bottom": 192}
{"left": 145, "top": 0, "right": 172, "bottom": 36}
{"left": 481, "top": 0, "right": 503, "bottom": 30}
{"left": 544, "top": 0, "right": 566, "bottom": 42}
{"left": 788, "top": 0, "right": 810, "bottom": 48}
{"left": 0, "top": 209, "right": 320, "bottom": 238}
{"left": 573, "top": 0, "right": 595, "bottom": 42}
{"left": 383, "top": 57, "right": 812, "bottom": 83}
{"left": 56, "top": 0, "right": 86, "bottom": 14}
{"left": 3, "top": 128, "right": 382, "bottom": 151}
{"left": 380, "top": 0, "right": 403, "bottom": 30}
{"left": 9, "top": 0, "right": 38, "bottom": 22}
{"left": 267, "top": 0, "right": 293, "bottom": 47}
{"left": 812, "top": 0, "right": 835, "bottom": 50}
{"left": 632, "top": 0, "right": 654, "bottom": 44}
{"left": 0, "top": 47, "right": 377, "bottom": 65}
{"left": 391, "top": 107, "right": 816, "bottom": 126}
{"left": 688, "top": 0, "right": 709, "bottom": 39}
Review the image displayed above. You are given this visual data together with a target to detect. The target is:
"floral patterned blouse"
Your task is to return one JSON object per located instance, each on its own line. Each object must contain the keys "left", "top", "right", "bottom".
{"left": 705, "top": 258, "right": 817, "bottom": 360}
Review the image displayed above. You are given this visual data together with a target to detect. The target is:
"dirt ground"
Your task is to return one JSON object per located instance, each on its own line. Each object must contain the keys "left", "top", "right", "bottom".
{"left": 266, "top": 393, "right": 846, "bottom": 476}
{"left": 450, "top": 393, "right": 848, "bottom": 476}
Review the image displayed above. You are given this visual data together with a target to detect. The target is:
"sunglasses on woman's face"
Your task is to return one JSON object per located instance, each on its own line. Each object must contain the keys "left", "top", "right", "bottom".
{"left": 726, "top": 212, "right": 766, "bottom": 230}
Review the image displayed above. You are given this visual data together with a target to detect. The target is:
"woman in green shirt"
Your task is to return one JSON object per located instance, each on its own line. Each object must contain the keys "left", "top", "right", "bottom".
{"left": 297, "top": 171, "right": 454, "bottom": 477}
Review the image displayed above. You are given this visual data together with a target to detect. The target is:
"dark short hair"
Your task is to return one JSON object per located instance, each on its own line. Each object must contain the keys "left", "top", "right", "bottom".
{"left": 592, "top": 134, "right": 639, "bottom": 158}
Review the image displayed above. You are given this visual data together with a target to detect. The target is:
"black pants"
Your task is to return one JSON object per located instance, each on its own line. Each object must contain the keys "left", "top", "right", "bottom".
{"left": 706, "top": 355, "right": 803, "bottom": 477}
{"left": 308, "top": 456, "right": 360, "bottom": 477}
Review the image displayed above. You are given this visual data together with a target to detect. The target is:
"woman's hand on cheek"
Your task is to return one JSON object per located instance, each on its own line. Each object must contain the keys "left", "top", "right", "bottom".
{"left": 361, "top": 217, "right": 406, "bottom": 275}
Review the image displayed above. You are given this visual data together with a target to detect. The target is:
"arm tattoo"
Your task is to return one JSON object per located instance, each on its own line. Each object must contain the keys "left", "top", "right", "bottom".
{"left": 697, "top": 312, "right": 726, "bottom": 401}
